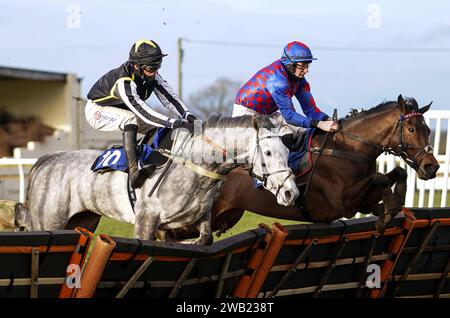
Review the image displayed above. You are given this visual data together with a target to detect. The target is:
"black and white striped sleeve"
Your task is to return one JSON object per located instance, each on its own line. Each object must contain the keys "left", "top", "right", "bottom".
{"left": 116, "top": 77, "right": 176, "bottom": 128}
{"left": 154, "top": 73, "right": 191, "bottom": 118}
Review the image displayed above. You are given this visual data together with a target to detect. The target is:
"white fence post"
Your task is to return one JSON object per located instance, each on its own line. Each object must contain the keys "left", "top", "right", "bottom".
{"left": 0, "top": 157, "right": 37, "bottom": 203}
{"left": 375, "top": 110, "right": 450, "bottom": 208}
{"left": 442, "top": 120, "right": 450, "bottom": 207}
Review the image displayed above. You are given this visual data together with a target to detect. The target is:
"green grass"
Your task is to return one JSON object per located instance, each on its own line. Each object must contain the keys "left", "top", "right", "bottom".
{"left": 93, "top": 189, "right": 449, "bottom": 240}
{"left": 93, "top": 211, "right": 300, "bottom": 241}
{"left": 213, "top": 212, "right": 299, "bottom": 239}
{"left": 94, "top": 217, "right": 134, "bottom": 238}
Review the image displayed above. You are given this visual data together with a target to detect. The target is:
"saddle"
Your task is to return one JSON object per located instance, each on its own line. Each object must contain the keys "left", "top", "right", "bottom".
{"left": 91, "top": 127, "right": 175, "bottom": 174}
{"left": 90, "top": 128, "right": 176, "bottom": 210}
{"left": 137, "top": 127, "right": 174, "bottom": 168}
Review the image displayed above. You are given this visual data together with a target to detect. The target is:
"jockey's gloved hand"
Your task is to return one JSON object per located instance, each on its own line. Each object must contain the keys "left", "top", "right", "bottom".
{"left": 184, "top": 112, "right": 198, "bottom": 123}
{"left": 317, "top": 120, "right": 339, "bottom": 132}
{"left": 172, "top": 119, "right": 194, "bottom": 134}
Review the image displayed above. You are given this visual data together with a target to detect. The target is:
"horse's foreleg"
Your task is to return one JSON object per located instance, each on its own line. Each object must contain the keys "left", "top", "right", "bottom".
{"left": 373, "top": 167, "right": 407, "bottom": 233}
{"left": 374, "top": 188, "right": 399, "bottom": 234}
{"left": 134, "top": 210, "right": 160, "bottom": 241}
{"left": 356, "top": 167, "right": 407, "bottom": 215}
{"left": 384, "top": 166, "right": 407, "bottom": 208}
{"left": 159, "top": 214, "right": 213, "bottom": 245}
{"left": 343, "top": 167, "right": 407, "bottom": 233}
{"left": 341, "top": 172, "right": 391, "bottom": 218}
{"left": 191, "top": 213, "right": 213, "bottom": 245}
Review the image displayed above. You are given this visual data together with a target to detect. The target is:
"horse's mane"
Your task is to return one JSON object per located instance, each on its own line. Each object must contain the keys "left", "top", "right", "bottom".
{"left": 204, "top": 114, "right": 275, "bottom": 129}
{"left": 344, "top": 97, "right": 419, "bottom": 121}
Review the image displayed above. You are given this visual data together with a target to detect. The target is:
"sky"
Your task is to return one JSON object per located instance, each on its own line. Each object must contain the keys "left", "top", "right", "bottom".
{"left": 1, "top": 0, "right": 450, "bottom": 116}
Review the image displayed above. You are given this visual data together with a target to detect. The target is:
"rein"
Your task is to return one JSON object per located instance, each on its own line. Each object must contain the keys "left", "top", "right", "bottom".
{"left": 303, "top": 109, "right": 337, "bottom": 198}
{"left": 147, "top": 130, "right": 192, "bottom": 198}
{"left": 303, "top": 110, "right": 431, "bottom": 198}
{"left": 149, "top": 128, "right": 292, "bottom": 197}
{"left": 156, "top": 148, "right": 226, "bottom": 180}
{"left": 334, "top": 111, "right": 432, "bottom": 169}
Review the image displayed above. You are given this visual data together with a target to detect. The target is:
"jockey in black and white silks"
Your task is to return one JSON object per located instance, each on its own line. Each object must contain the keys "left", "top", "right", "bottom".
{"left": 86, "top": 39, "right": 197, "bottom": 189}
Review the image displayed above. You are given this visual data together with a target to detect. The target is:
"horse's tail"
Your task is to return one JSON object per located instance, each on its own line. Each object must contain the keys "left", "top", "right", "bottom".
{"left": 14, "top": 202, "right": 31, "bottom": 231}
{"left": 24, "top": 153, "right": 55, "bottom": 206}
{"left": 16, "top": 152, "right": 57, "bottom": 231}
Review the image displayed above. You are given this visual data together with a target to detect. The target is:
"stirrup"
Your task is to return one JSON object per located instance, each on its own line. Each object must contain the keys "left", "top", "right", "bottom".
{"left": 141, "top": 163, "right": 156, "bottom": 176}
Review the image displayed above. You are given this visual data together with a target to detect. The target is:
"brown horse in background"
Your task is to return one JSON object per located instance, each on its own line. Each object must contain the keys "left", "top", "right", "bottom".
{"left": 162, "top": 95, "right": 440, "bottom": 241}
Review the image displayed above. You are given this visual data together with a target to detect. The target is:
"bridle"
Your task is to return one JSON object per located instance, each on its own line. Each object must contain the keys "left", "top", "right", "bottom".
{"left": 248, "top": 131, "right": 293, "bottom": 199}
{"left": 335, "top": 111, "right": 433, "bottom": 169}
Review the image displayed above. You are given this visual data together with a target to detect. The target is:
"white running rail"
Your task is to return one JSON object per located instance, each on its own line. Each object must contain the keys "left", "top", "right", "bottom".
{"left": 0, "top": 158, "right": 37, "bottom": 203}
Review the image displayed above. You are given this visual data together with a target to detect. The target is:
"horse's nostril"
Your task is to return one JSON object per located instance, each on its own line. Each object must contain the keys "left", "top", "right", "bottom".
{"left": 425, "top": 164, "right": 439, "bottom": 176}
{"left": 285, "top": 191, "right": 292, "bottom": 201}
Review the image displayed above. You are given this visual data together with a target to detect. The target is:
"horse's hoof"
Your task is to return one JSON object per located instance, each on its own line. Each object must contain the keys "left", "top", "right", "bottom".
{"left": 375, "top": 219, "right": 386, "bottom": 236}
{"left": 191, "top": 235, "right": 213, "bottom": 245}
{"left": 205, "top": 235, "right": 214, "bottom": 246}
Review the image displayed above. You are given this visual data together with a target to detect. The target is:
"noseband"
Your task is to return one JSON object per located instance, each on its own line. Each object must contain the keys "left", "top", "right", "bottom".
{"left": 395, "top": 112, "right": 434, "bottom": 169}
{"left": 248, "top": 132, "right": 293, "bottom": 199}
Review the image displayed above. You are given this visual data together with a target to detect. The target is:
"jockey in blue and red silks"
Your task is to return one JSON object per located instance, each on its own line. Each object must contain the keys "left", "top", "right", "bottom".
{"left": 233, "top": 41, "right": 338, "bottom": 149}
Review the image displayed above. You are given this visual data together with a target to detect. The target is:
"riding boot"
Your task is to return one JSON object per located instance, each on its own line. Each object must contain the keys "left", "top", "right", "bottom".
{"left": 123, "top": 124, "right": 148, "bottom": 189}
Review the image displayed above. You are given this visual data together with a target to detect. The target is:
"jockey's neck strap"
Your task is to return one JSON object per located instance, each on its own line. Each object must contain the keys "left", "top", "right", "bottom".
{"left": 157, "top": 148, "right": 227, "bottom": 181}
{"left": 202, "top": 135, "right": 228, "bottom": 157}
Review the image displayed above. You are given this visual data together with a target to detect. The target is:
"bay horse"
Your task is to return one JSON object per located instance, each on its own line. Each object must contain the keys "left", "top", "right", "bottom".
{"left": 162, "top": 95, "right": 440, "bottom": 241}
{"left": 14, "top": 115, "right": 299, "bottom": 244}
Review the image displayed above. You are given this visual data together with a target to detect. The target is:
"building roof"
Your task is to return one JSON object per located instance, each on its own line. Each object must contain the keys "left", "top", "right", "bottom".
{"left": 0, "top": 66, "right": 69, "bottom": 82}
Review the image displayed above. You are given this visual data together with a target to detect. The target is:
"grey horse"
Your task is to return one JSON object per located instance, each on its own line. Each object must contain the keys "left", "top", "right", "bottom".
{"left": 15, "top": 115, "right": 299, "bottom": 244}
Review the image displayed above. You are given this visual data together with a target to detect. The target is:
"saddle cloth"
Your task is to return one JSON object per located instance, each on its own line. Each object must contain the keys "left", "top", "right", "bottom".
{"left": 91, "top": 127, "right": 171, "bottom": 173}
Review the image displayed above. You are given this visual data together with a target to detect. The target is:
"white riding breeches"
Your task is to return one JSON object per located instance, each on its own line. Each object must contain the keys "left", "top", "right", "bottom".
{"left": 85, "top": 100, "right": 155, "bottom": 134}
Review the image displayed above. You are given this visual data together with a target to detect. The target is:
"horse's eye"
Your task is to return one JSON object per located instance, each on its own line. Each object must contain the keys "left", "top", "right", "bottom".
{"left": 265, "top": 150, "right": 271, "bottom": 156}
{"left": 408, "top": 128, "right": 415, "bottom": 133}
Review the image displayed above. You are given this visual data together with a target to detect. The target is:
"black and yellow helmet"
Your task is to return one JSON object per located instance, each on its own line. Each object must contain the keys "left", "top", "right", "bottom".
{"left": 128, "top": 39, "right": 167, "bottom": 70}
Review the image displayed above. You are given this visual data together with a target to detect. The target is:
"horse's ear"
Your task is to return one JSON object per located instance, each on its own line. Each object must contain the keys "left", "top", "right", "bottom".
{"left": 397, "top": 94, "right": 407, "bottom": 113}
{"left": 252, "top": 116, "right": 259, "bottom": 130}
{"left": 419, "top": 101, "right": 433, "bottom": 114}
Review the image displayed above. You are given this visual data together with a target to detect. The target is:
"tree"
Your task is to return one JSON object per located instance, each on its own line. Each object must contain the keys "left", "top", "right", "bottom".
{"left": 187, "top": 77, "right": 242, "bottom": 120}
{"left": 142, "top": 77, "right": 242, "bottom": 120}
